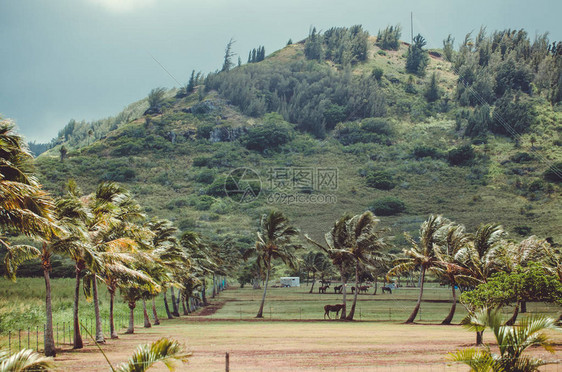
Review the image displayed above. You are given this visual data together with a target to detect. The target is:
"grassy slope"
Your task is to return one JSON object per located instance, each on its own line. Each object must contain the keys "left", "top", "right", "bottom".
{"left": 35, "top": 38, "right": 562, "bottom": 247}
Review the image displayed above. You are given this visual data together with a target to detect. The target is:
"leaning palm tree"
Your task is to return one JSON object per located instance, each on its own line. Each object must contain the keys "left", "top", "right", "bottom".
{"left": 388, "top": 215, "right": 451, "bottom": 323}
{"left": 307, "top": 211, "right": 389, "bottom": 320}
{"left": 449, "top": 308, "right": 561, "bottom": 371}
{"left": 244, "top": 211, "right": 300, "bottom": 318}
{"left": 1, "top": 120, "right": 60, "bottom": 356}
{"left": 0, "top": 348, "right": 55, "bottom": 372}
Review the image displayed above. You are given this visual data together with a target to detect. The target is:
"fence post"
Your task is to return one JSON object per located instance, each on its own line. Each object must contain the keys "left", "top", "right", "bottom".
{"left": 18, "top": 329, "right": 21, "bottom": 351}
{"left": 56, "top": 323, "right": 59, "bottom": 347}
{"left": 27, "top": 327, "right": 30, "bottom": 349}
{"left": 8, "top": 331, "right": 11, "bottom": 356}
{"left": 225, "top": 352, "right": 230, "bottom": 372}
{"left": 63, "top": 322, "right": 65, "bottom": 345}
{"left": 36, "top": 326, "right": 39, "bottom": 351}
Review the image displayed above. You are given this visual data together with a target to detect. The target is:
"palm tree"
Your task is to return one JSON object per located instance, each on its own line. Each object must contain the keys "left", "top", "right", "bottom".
{"left": 433, "top": 223, "right": 475, "bottom": 325}
{"left": 1, "top": 121, "right": 62, "bottom": 357}
{"left": 307, "top": 211, "right": 389, "bottom": 320}
{"left": 244, "top": 211, "right": 300, "bottom": 318}
{"left": 388, "top": 215, "right": 450, "bottom": 323}
{"left": 449, "top": 308, "right": 560, "bottom": 371}
{"left": 0, "top": 348, "right": 55, "bottom": 371}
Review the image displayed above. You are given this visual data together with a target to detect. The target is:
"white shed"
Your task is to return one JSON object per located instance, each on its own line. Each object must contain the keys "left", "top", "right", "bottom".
{"left": 280, "top": 277, "right": 300, "bottom": 287}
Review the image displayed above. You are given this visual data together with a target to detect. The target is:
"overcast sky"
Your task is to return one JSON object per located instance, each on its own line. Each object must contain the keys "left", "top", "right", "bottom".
{"left": 2, "top": 0, "right": 561, "bottom": 143}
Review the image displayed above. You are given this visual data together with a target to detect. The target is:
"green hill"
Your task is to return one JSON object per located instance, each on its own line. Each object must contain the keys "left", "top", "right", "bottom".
{"left": 36, "top": 26, "right": 562, "bottom": 248}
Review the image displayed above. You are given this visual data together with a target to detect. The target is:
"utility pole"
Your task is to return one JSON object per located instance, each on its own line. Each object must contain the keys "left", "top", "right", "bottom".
{"left": 410, "top": 12, "right": 414, "bottom": 44}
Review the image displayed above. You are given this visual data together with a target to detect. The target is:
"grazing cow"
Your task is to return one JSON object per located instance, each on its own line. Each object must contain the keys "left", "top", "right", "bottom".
{"left": 324, "top": 304, "right": 345, "bottom": 319}
{"left": 381, "top": 286, "right": 392, "bottom": 294}
{"left": 334, "top": 285, "right": 343, "bottom": 294}
{"left": 319, "top": 285, "right": 329, "bottom": 294}
{"left": 359, "top": 285, "right": 370, "bottom": 293}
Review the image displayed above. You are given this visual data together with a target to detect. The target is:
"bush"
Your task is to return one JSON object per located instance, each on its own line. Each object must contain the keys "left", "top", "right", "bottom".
{"left": 448, "top": 144, "right": 475, "bottom": 166}
{"left": 195, "top": 169, "right": 215, "bottom": 184}
{"left": 241, "top": 113, "right": 294, "bottom": 152}
{"left": 371, "top": 197, "right": 406, "bottom": 216}
{"left": 362, "top": 118, "right": 393, "bottom": 136}
{"left": 543, "top": 162, "right": 562, "bottom": 183}
{"left": 192, "top": 156, "right": 211, "bottom": 167}
{"left": 366, "top": 170, "right": 396, "bottom": 190}
{"left": 413, "top": 145, "right": 442, "bottom": 159}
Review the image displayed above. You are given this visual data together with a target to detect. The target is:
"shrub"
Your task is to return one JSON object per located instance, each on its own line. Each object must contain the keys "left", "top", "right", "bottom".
{"left": 448, "top": 144, "right": 475, "bottom": 166}
{"left": 195, "top": 169, "right": 215, "bottom": 184}
{"left": 413, "top": 145, "right": 442, "bottom": 159}
{"left": 513, "top": 225, "right": 532, "bottom": 236}
{"left": 372, "top": 67, "right": 384, "bottom": 81}
{"left": 192, "top": 156, "right": 211, "bottom": 167}
{"left": 371, "top": 197, "right": 406, "bottom": 216}
{"left": 366, "top": 170, "right": 396, "bottom": 190}
{"left": 362, "top": 118, "right": 393, "bottom": 136}
{"left": 241, "top": 113, "right": 294, "bottom": 152}
{"left": 543, "top": 162, "right": 562, "bottom": 183}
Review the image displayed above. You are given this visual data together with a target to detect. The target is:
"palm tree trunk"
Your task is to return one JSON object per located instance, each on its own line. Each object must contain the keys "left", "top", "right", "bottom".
{"left": 163, "top": 290, "right": 173, "bottom": 319}
{"left": 340, "top": 266, "right": 347, "bottom": 320}
{"left": 126, "top": 302, "right": 135, "bottom": 334}
{"left": 520, "top": 301, "right": 527, "bottom": 313}
{"left": 406, "top": 267, "right": 426, "bottom": 323}
{"left": 346, "top": 263, "right": 360, "bottom": 320}
{"left": 92, "top": 276, "right": 105, "bottom": 343}
{"left": 212, "top": 273, "right": 216, "bottom": 298}
{"left": 441, "top": 284, "right": 457, "bottom": 325}
{"left": 201, "top": 280, "right": 208, "bottom": 306}
{"left": 476, "top": 331, "right": 483, "bottom": 345}
{"left": 43, "top": 262, "right": 56, "bottom": 357}
{"left": 72, "top": 264, "right": 83, "bottom": 349}
{"left": 170, "top": 287, "right": 180, "bottom": 317}
{"left": 256, "top": 266, "right": 270, "bottom": 318}
{"left": 373, "top": 276, "right": 378, "bottom": 295}
{"left": 505, "top": 302, "right": 520, "bottom": 326}
{"left": 109, "top": 289, "right": 118, "bottom": 339}
{"left": 152, "top": 297, "right": 160, "bottom": 325}
{"left": 142, "top": 300, "right": 151, "bottom": 328}
{"left": 181, "top": 294, "right": 188, "bottom": 315}
{"left": 308, "top": 272, "right": 316, "bottom": 294}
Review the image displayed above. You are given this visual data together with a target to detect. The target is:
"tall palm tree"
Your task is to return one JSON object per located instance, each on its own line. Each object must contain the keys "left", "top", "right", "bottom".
{"left": 307, "top": 211, "right": 389, "bottom": 320}
{"left": 434, "top": 223, "right": 475, "bottom": 325}
{"left": 244, "top": 211, "right": 300, "bottom": 318}
{"left": 1, "top": 120, "right": 60, "bottom": 356}
{"left": 449, "top": 308, "right": 560, "bottom": 371}
{"left": 388, "top": 215, "right": 450, "bottom": 323}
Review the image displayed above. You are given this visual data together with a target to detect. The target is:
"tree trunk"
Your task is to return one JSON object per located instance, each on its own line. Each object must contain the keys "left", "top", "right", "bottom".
{"left": 92, "top": 276, "right": 105, "bottom": 343}
{"left": 170, "top": 287, "right": 180, "bottom": 317}
{"left": 505, "top": 302, "right": 520, "bottom": 326}
{"left": 125, "top": 302, "right": 135, "bottom": 334}
{"left": 109, "top": 289, "right": 118, "bottom": 339}
{"left": 152, "top": 297, "right": 160, "bottom": 325}
{"left": 340, "top": 266, "right": 347, "bottom": 320}
{"left": 256, "top": 266, "right": 270, "bottom": 318}
{"left": 43, "top": 263, "right": 56, "bottom": 357}
{"left": 142, "top": 300, "right": 151, "bottom": 328}
{"left": 201, "top": 280, "right": 208, "bottom": 306}
{"left": 373, "top": 276, "right": 378, "bottom": 295}
{"left": 163, "top": 290, "right": 173, "bottom": 319}
{"left": 308, "top": 272, "right": 316, "bottom": 294}
{"left": 520, "top": 301, "right": 527, "bottom": 313}
{"left": 212, "top": 273, "right": 216, "bottom": 298}
{"left": 346, "top": 263, "right": 360, "bottom": 320}
{"left": 441, "top": 284, "right": 457, "bottom": 325}
{"left": 181, "top": 294, "right": 188, "bottom": 315}
{"left": 72, "top": 264, "right": 83, "bottom": 349}
{"left": 405, "top": 267, "right": 426, "bottom": 323}
{"left": 476, "top": 330, "right": 483, "bottom": 345}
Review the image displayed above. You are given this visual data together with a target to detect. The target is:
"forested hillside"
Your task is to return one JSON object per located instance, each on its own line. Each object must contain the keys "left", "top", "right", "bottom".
{"left": 36, "top": 25, "right": 562, "bottom": 251}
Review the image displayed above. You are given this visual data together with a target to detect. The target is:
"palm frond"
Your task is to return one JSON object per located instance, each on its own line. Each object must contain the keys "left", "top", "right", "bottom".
{"left": 116, "top": 338, "right": 191, "bottom": 372}
{"left": 0, "top": 348, "right": 55, "bottom": 371}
